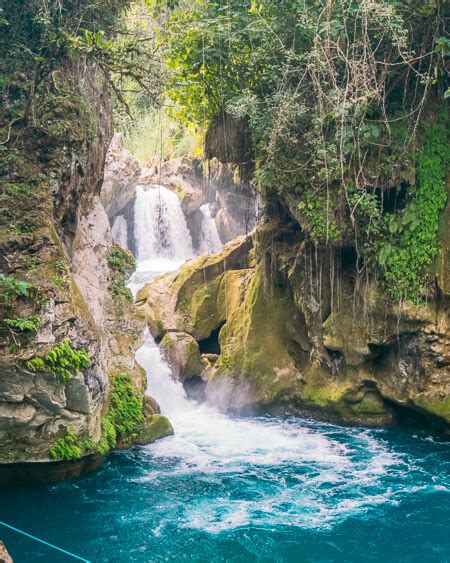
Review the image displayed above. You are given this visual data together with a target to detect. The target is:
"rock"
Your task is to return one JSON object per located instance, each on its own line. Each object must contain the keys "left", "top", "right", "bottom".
{"left": 136, "top": 234, "right": 253, "bottom": 340}
{"left": 135, "top": 415, "right": 174, "bottom": 445}
{"left": 153, "top": 157, "right": 205, "bottom": 215}
{"left": 205, "top": 114, "right": 252, "bottom": 164}
{"left": 160, "top": 332, "right": 203, "bottom": 382}
{"left": 0, "top": 541, "right": 13, "bottom": 562}
{"left": 143, "top": 395, "right": 161, "bottom": 416}
{"left": 0, "top": 62, "right": 145, "bottom": 473}
{"left": 101, "top": 133, "right": 142, "bottom": 223}
{"left": 137, "top": 218, "right": 450, "bottom": 428}
{"left": 65, "top": 375, "right": 91, "bottom": 414}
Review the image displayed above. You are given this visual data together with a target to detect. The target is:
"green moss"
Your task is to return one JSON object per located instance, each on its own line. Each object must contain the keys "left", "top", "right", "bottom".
{"left": 415, "top": 396, "right": 450, "bottom": 422}
{"left": 25, "top": 339, "right": 90, "bottom": 384}
{"left": 137, "top": 415, "right": 174, "bottom": 444}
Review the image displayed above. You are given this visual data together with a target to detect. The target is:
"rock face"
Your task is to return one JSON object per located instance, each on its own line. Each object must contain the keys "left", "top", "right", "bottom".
{"left": 0, "top": 63, "right": 167, "bottom": 479}
{"left": 160, "top": 332, "right": 203, "bottom": 382}
{"left": 138, "top": 224, "right": 449, "bottom": 429}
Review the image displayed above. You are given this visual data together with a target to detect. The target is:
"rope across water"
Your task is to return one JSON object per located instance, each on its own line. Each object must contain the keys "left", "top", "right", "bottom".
{"left": 0, "top": 520, "right": 89, "bottom": 562}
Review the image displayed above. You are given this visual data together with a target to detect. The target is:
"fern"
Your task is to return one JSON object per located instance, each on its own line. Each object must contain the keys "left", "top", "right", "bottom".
{"left": 26, "top": 339, "right": 90, "bottom": 383}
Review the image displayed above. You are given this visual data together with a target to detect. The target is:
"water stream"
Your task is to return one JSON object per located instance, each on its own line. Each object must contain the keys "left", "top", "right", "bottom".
{"left": 1, "top": 184, "right": 449, "bottom": 562}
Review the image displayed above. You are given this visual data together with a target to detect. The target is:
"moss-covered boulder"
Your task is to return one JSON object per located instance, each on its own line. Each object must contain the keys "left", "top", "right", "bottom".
{"left": 136, "top": 234, "right": 253, "bottom": 339}
{"left": 135, "top": 415, "right": 174, "bottom": 445}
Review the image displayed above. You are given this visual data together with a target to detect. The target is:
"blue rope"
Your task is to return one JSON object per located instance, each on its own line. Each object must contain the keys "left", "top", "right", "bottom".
{"left": 0, "top": 520, "right": 90, "bottom": 562}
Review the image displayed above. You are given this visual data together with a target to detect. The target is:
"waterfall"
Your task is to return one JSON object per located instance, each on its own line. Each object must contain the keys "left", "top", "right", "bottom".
{"left": 129, "top": 185, "right": 195, "bottom": 293}
{"left": 127, "top": 185, "right": 418, "bottom": 539}
{"left": 134, "top": 184, "right": 194, "bottom": 264}
{"left": 197, "top": 204, "right": 223, "bottom": 255}
{"left": 111, "top": 215, "right": 128, "bottom": 248}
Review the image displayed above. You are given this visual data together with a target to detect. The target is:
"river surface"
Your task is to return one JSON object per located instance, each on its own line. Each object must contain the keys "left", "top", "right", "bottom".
{"left": 1, "top": 185, "right": 449, "bottom": 562}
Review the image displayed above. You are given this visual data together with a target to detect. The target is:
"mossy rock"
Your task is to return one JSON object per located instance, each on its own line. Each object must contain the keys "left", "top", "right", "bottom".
{"left": 135, "top": 415, "right": 174, "bottom": 445}
{"left": 160, "top": 332, "right": 203, "bottom": 381}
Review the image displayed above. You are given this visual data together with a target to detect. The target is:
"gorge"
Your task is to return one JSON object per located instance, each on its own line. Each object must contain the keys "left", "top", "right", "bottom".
{"left": 0, "top": 0, "right": 449, "bottom": 561}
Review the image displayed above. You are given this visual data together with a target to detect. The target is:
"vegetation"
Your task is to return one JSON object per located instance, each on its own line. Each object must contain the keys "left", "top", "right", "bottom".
{"left": 157, "top": 0, "right": 449, "bottom": 302}
{"left": 50, "top": 433, "right": 94, "bottom": 461}
{"left": 98, "top": 373, "right": 145, "bottom": 454}
{"left": 2, "top": 315, "right": 41, "bottom": 333}
{"left": 0, "top": 275, "right": 32, "bottom": 306}
{"left": 108, "top": 243, "right": 136, "bottom": 300}
{"left": 26, "top": 339, "right": 91, "bottom": 384}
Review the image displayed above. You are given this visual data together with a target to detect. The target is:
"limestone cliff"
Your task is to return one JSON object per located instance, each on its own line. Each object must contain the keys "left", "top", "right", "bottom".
{"left": 137, "top": 219, "right": 449, "bottom": 429}
{"left": 0, "top": 61, "right": 168, "bottom": 483}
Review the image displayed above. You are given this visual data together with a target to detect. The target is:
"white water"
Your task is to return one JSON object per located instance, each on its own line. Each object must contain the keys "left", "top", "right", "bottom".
{"left": 130, "top": 184, "right": 405, "bottom": 534}
{"left": 129, "top": 184, "right": 196, "bottom": 296}
{"left": 197, "top": 203, "right": 223, "bottom": 255}
{"left": 111, "top": 215, "right": 128, "bottom": 249}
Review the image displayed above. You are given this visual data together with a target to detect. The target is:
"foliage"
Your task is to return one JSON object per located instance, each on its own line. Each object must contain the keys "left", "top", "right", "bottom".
{"left": 98, "top": 373, "right": 145, "bottom": 454}
{"left": 2, "top": 315, "right": 41, "bottom": 332}
{"left": 0, "top": 0, "right": 162, "bottom": 149}
{"left": 108, "top": 243, "right": 135, "bottom": 300}
{"left": 161, "top": 0, "right": 449, "bottom": 301}
{"left": 0, "top": 275, "right": 32, "bottom": 305}
{"left": 26, "top": 339, "right": 91, "bottom": 384}
{"left": 374, "top": 123, "right": 449, "bottom": 301}
{"left": 298, "top": 190, "right": 341, "bottom": 244}
{"left": 50, "top": 433, "right": 95, "bottom": 461}
{"left": 97, "top": 417, "right": 117, "bottom": 455}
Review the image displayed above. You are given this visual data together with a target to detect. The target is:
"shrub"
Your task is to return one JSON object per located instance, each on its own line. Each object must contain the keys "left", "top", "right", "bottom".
{"left": 2, "top": 315, "right": 41, "bottom": 332}
{"left": 0, "top": 275, "right": 32, "bottom": 305}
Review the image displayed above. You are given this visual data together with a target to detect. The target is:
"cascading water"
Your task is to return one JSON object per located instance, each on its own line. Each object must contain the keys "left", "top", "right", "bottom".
{"left": 129, "top": 184, "right": 196, "bottom": 294}
{"left": 197, "top": 203, "right": 223, "bottom": 255}
{"left": 134, "top": 184, "right": 194, "bottom": 263}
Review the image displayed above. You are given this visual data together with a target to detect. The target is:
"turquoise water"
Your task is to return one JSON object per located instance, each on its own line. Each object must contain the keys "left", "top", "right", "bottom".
{"left": 1, "top": 419, "right": 449, "bottom": 562}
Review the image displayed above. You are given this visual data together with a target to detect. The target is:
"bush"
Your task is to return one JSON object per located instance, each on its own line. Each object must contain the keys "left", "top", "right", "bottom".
{"left": 2, "top": 315, "right": 41, "bottom": 332}
{"left": 0, "top": 275, "right": 32, "bottom": 306}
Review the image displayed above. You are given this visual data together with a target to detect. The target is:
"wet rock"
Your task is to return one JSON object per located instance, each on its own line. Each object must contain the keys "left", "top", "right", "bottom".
{"left": 160, "top": 332, "right": 203, "bottom": 382}
{"left": 143, "top": 395, "right": 161, "bottom": 416}
{"left": 135, "top": 415, "right": 174, "bottom": 445}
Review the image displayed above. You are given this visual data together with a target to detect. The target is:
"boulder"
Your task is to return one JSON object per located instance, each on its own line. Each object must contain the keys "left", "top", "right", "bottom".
{"left": 136, "top": 234, "right": 253, "bottom": 340}
{"left": 160, "top": 332, "right": 203, "bottom": 382}
{"left": 143, "top": 394, "right": 161, "bottom": 416}
{"left": 135, "top": 415, "right": 174, "bottom": 445}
